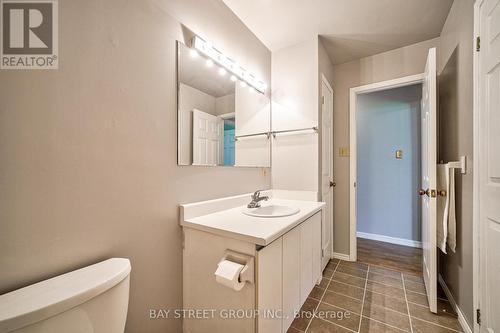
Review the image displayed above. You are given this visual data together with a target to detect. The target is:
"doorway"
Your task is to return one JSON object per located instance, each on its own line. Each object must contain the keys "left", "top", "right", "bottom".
{"left": 356, "top": 84, "right": 422, "bottom": 250}
{"left": 348, "top": 65, "right": 441, "bottom": 313}
{"left": 349, "top": 73, "right": 425, "bottom": 262}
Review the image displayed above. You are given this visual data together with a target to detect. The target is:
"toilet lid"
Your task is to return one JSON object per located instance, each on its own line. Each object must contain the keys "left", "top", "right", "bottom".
{"left": 0, "top": 258, "right": 131, "bottom": 332}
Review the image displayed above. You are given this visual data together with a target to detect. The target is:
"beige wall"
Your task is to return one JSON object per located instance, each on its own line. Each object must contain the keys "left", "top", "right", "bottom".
{"left": 0, "top": 1, "right": 271, "bottom": 332}
{"left": 331, "top": 38, "right": 440, "bottom": 255}
{"left": 437, "top": 0, "right": 475, "bottom": 326}
{"left": 318, "top": 37, "right": 334, "bottom": 87}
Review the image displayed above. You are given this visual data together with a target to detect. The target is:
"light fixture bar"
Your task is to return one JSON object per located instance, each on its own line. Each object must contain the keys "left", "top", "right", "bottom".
{"left": 191, "top": 36, "right": 267, "bottom": 93}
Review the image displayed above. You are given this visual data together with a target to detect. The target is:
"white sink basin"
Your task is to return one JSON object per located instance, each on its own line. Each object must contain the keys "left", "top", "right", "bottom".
{"left": 243, "top": 205, "right": 300, "bottom": 218}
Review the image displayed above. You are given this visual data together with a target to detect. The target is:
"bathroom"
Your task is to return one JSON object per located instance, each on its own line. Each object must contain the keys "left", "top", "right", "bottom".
{"left": 0, "top": 0, "right": 498, "bottom": 333}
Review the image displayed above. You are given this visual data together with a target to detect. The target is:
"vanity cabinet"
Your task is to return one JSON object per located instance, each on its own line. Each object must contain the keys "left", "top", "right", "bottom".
{"left": 257, "top": 211, "right": 322, "bottom": 333}
{"left": 181, "top": 194, "right": 324, "bottom": 333}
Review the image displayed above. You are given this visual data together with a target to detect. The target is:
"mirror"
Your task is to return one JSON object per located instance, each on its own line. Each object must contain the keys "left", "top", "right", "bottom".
{"left": 177, "top": 41, "right": 271, "bottom": 167}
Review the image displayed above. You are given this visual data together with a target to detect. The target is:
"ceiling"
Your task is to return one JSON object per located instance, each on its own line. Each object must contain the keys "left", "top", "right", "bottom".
{"left": 222, "top": 0, "right": 454, "bottom": 65}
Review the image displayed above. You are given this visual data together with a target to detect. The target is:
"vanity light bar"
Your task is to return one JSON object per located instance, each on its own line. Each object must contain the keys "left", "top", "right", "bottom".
{"left": 191, "top": 36, "right": 267, "bottom": 93}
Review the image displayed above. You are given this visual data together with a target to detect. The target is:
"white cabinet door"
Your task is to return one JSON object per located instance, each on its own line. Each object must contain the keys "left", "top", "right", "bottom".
{"left": 311, "top": 213, "right": 322, "bottom": 284}
{"left": 258, "top": 211, "right": 323, "bottom": 333}
{"left": 299, "top": 217, "right": 313, "bottom": 305}
{"left": 257, "top": 238, "right": 283, "bottom": 333}
{"left": 282, "top": 227, "right": 300, "bottom": 332}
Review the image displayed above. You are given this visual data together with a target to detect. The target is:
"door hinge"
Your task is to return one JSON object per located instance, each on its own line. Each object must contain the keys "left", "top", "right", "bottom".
{"left": 476, "top": 36, "right": 481, "bottom": 52}
{"left": 476, "top": 308, "right": 481, "bottom": 325}
{"left": 322, "top": 96, "right": 325, "bottom": 105}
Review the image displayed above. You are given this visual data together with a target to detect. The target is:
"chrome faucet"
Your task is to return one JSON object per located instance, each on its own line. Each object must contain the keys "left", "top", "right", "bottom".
{"left": 247, "top": 190, "right": 269, "bottom": 208}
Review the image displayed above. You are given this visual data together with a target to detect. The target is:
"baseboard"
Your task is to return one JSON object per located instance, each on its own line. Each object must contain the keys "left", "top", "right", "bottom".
{"left": 357, "top": 231, "right": 422, "bottom": 249}
{"left": 438, "top": 274, "right": 473, "bottom": 333}
{"left": 332, "top": 252, "right": 351, "bottom": 261}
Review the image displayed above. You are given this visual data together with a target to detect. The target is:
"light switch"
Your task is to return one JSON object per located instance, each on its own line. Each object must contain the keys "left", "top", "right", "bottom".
{"left": 339, "top": 147, "right": 349, "bottom": 157}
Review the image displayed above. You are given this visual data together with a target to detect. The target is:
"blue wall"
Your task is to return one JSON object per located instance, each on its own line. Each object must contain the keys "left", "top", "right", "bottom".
{"left": 357, "top": 84, "right": 422, "bottom": 242}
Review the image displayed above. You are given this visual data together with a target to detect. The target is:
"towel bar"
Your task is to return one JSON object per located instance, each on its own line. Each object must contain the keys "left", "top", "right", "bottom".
{"left": 447, "top": 156, "right": 466, "bottom": 174}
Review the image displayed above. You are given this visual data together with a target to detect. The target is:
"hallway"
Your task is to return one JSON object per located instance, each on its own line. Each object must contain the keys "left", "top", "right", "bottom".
{"left": 357, "top": 238, "right": 422, "bottom": 276}
{"left": 288, "top": 239, "right": 461, "bottom": 333}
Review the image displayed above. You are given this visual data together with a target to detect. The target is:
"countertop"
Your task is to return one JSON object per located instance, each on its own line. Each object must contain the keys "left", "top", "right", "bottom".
{"left": 181, "top": 199, "right": 325, "bottom": 246}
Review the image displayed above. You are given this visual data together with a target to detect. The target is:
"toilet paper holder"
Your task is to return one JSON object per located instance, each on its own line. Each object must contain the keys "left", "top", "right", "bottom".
{"left": 220, "top": 250, "right": 254, "bottom": 284}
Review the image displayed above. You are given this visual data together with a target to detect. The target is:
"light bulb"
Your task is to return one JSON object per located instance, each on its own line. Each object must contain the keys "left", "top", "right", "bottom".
{"left": 205, "top": 59, "right": 214, "bottom": 67}
{"left": 240, "top": 81, "right": 247, "bottom": 88}
{"left": 230, "top": 75, "right": 237, "bottom": 82}
{"left": 218, "top": 68, "right": 227, "bottom": 76}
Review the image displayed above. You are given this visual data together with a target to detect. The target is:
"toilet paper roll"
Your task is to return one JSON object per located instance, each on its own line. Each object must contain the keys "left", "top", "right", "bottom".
{"left": 214, "top": 260, "right": 245, "bottom": 291}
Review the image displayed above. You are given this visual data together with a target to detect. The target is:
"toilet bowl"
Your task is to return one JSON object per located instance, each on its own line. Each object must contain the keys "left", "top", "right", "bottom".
{"left": 0, "top": 258, "right": 131, "bottom": 333}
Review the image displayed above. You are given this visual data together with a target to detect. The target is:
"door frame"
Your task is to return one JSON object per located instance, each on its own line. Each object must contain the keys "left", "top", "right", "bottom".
{"left": 472, "top": 1, "right": 482, "bottom": 331}
{"left": 348, "top": 73, "right": 425, "bottom": 261}
{"left": 320, "top": 73, "right": 334, "bottom": 265}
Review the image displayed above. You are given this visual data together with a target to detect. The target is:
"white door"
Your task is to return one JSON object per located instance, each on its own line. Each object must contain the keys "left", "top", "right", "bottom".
{"left": 192, "top": 109, "right": 224, "bottom": 166}
{"left": 321, "top": 75, "right": 334, "bottom": 270}
{"left": 478, "top": 0, "right": 500, "bottom": 331}
{"left": 420, "top": 47, "right": 438, "bottom": 313}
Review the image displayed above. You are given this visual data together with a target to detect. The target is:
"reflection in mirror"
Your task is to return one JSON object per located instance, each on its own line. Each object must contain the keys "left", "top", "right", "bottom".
{"left": 177, "top": 41, "right": 270, "bottom": 167}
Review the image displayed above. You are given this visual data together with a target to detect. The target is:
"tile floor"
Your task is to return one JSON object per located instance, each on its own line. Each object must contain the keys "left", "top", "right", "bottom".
{"left": 288, "top": 257, "right": 462, "bottom": 332}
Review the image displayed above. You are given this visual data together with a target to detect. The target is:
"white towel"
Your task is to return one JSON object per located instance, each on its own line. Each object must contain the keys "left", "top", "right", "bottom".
{"left": 437, "top": 164, "right": 448, "bottom": 253}
{"left": 446, "top": 163, "right": 457, "bottom": 252}
{"left": 436, "top": 163, "right": 457, "bottom": 254}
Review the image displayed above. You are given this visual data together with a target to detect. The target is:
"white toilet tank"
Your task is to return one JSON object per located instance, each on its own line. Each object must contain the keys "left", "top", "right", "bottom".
{"left": 0, "top": 258, "right": 131, "bottom": 333}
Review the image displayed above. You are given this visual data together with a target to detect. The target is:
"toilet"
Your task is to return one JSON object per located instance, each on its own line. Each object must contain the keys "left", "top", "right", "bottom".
{"left": 0, "top": 258, "right": 131, "bottom": 333}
